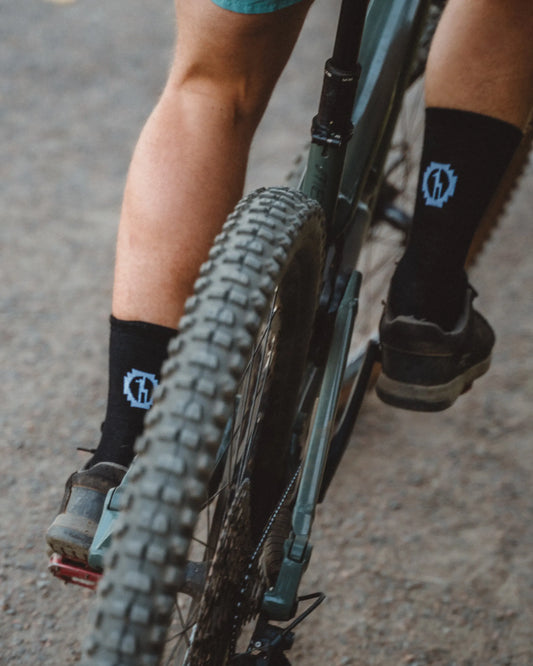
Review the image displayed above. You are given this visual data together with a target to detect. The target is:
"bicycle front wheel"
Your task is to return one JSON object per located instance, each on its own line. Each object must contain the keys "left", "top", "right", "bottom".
{"left": 82, "top": 187, "right": 325, "bottom": 666}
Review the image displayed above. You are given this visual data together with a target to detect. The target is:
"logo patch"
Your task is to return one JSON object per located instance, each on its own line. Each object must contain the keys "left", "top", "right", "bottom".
{"left": 422, "top": 162, "right": 458, "bottom": 208}
{"left": 123, "top": 369, "right": 158, "bottom": 410}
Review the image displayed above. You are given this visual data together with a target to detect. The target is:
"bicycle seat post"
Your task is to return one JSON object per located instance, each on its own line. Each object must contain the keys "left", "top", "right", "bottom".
{"left": 314, "top": 0, "right": 370, "bottom": 144}
{"left": 332, "top": 0, "right": 370, "bottom": 72}
{"left": 302, "top": 0, "right": 370, "bottom": 228}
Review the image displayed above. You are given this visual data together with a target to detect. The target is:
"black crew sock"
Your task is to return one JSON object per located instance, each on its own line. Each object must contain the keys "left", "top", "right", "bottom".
{"left": 388, "top": 108, "right": 522, "bottom": 329}
{"left": 88, "top": 316, "right": 177, "bottom": 468}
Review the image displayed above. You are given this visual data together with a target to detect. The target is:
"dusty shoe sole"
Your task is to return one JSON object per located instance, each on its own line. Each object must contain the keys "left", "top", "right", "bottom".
{"left": 46, "top": 461, "right": 127, "bottom": 563}
{"left": 376, "top": 354, "right": 492, "bottom": 412}
{"left": 46, "top": 512, "right": 98, "bottom": 563}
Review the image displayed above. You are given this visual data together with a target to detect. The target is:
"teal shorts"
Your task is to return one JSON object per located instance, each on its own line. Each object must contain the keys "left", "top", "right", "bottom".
{"left": 211, "top": 0, "right": 304, "bottom": 14}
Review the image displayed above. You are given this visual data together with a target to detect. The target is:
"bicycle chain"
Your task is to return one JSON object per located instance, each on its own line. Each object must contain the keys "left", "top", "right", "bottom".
{"left": 229, "top": 465, "right": 301, "bottom": 659}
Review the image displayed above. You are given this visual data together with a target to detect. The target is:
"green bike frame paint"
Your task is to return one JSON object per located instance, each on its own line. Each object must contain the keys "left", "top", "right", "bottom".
{"left": 264, "top": 0, "right": 431, "bottom": 621}
{"left": 263, "top": 270, "right": 361, "bottom": 620}
{"left": 303, "top": 0, "right": 430, "bottom": 237}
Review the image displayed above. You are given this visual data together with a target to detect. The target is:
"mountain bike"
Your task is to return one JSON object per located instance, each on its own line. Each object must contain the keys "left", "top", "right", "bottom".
{"left": 49, "top": 0, "right": 532, "bottom": 662}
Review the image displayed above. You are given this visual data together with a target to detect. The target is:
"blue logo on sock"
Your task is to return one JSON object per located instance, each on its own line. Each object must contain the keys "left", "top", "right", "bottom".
{"left": 422, "top": 162, "right": 458, "bottom": 208}
{"left": 123, "top": 369, "right": 158, "bottom": 410}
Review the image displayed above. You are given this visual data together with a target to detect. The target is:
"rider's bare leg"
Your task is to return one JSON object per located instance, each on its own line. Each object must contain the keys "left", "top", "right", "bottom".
{"left": 46, "top": 0, "right": 313, "bottom": 561}
{"left": 425, "top": 0, "right": 533, "bottom": 128}
{"left": 387, "top": 0, "right": 532, "bottom": 329}
{"left": 378, "top": 0, "right": 532, "bottom": 411}
{"left": 112, "top": 0, "right": 312, "bottom": 329}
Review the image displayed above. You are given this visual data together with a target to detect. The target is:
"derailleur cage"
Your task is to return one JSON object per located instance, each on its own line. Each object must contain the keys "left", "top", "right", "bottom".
{"left": 232, "top": 592, "right": 325, "bottom": 665}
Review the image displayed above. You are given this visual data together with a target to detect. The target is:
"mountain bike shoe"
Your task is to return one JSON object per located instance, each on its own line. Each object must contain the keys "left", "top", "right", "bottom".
{"left": 46, "top": 461, "right": 127, "bottom": 564}
{"left": 376, "top": 286, "right": 495, "bottom": 412}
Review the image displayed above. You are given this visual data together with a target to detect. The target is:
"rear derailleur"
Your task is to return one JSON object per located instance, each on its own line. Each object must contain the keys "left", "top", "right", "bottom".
{"left": 231, "top": 592, "right": 325, "bottom": 666}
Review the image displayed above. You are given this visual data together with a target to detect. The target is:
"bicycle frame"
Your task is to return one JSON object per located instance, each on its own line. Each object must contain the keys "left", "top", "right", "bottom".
{"left": 262, "top": 0, "right": 432, "bottom": 621}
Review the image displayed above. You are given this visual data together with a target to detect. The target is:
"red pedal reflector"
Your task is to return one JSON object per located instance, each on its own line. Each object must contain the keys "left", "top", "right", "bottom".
{"left": 48, "top": 553, "right": 102, "bottom": 590}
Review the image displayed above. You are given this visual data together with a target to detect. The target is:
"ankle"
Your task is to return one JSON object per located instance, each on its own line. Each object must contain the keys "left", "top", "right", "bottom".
{"left": 89, "top": 317, "right": 177, "bottom": 469}
{"left": 388, "top": 259, "right": 467, "bottom": 330}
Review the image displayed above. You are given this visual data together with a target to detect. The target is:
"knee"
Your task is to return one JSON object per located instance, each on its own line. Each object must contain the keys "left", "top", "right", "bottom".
{"left": 163, "top": 0, "right": 310, "bottom": 132}
{"left": 165, "top": 58, "right": 273, "bottom": 134}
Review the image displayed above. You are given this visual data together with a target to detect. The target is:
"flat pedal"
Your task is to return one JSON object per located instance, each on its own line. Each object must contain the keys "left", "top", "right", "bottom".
{"left": 48, "top": 553, "right": 102, "bottom": 590}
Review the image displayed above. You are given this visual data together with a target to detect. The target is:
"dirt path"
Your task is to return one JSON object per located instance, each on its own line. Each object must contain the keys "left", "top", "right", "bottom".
{"left": 2, "top": 1, "right": 532, "bottom": 664}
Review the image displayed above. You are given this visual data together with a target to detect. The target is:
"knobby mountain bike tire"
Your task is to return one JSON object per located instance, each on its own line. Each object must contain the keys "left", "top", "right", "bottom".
{"left": 81, "top": 188, "right": 325, "bottom": 666}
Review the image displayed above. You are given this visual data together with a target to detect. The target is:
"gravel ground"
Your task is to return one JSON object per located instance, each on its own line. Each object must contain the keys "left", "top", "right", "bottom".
{"left": 2, "top": 1, "right": 532, "bottom": 665}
